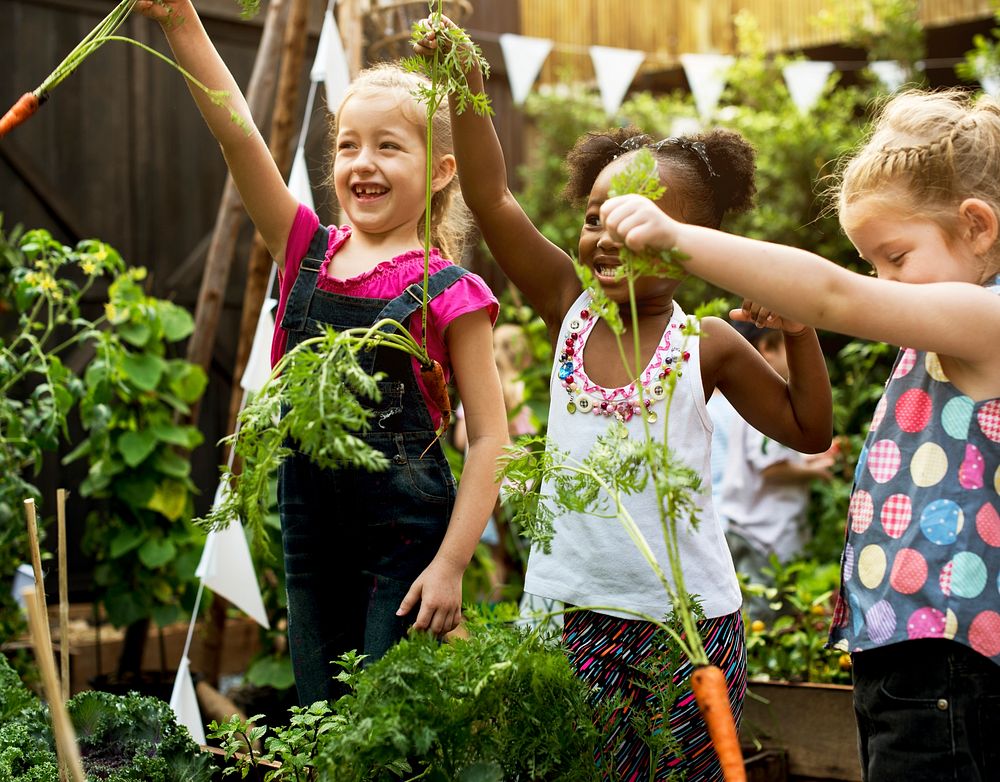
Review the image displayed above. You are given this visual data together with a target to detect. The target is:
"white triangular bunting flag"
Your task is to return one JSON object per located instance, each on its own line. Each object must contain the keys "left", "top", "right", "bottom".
{"left": 312, "top": 9, "right": 351, "bottom": 111}
{"left": 288, "top": 146, "right": 315, "bottom": 212}
{"left": 782, "top": 61, "right": 834, "bottom": 114}
{"left": 499, "top": 33, "right": 553, "bottom": 106}
{"left": 589, "top": 45, "right": 646, "bottom": 117}
{"left": 240, "top": 298, "right": 277, "bottom": 394}
{"left": 196, "top": 483, "right": 270, "bottom": 628}
{"left": 869, "top": 60, "right": 907, "bottom": 93}
{"left": 169, "top": 656, "right": 206, "bottom": 745}
{"left": 680, "top": 53, "right": 734, "bottom": 120}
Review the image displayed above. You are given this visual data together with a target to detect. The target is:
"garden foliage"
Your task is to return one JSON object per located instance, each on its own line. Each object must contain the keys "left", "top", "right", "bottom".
{"left": 0, "top": 220, "right": 207, "bottom": 654}
{"left": 209, "top": 616, "right": 599, "bottom": 782}
{"left": 0, "top": 653, "right": 213, "bottom": 781}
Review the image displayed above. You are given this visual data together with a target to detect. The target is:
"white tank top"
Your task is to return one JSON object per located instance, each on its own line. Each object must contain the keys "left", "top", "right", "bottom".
{"left": 523, "top": 291, "right": 742, "bottom": 620}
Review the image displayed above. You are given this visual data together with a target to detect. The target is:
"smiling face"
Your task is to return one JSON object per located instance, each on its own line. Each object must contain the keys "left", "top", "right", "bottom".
{"left": 333, "top": 88, "right": 437, "bottom": 243}
{"left": 842, "top": 198, "right": 984, "bottom": 285}
{"left": 579, "top": 153, "right": 684, "bottom": 306}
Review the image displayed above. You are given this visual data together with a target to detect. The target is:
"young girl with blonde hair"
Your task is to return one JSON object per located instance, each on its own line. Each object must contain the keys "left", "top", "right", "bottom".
{"left": 602, "top": 87, "right": 1000, "bottom": 781}
{"left": 138, "top": 1, "right": 509, "bottom": 706}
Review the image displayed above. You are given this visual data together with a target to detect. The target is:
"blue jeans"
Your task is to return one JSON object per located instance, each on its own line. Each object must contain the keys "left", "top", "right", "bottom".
{"left": 852, "top": 639, "right": 1000, "bottom": 782}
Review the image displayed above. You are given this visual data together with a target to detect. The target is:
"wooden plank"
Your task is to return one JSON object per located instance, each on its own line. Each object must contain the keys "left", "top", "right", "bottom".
{"left": 741, "top": 681, "right": 862, "bottom": 782}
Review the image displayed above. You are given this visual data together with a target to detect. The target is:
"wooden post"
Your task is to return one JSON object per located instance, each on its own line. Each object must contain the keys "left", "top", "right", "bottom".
{"left": 201, "top": 0, "right": 313, "bottom": 691}
{"left": 24, "top": 587, "right": 87, "bottom": 782}
{"left": 57, "top": 489, "right": 70, "bottom": 703}
{"left": 339, "top": 0, "right": 363, "bottom": 78}
{"left": 184, "top": 0, "right": 291, "bottom": 393}
{"left": 225, "top": 0, "right": 313, "bottom": 438}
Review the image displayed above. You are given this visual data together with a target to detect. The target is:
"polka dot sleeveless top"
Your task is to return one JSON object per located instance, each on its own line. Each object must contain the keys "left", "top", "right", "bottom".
{"left": 829, "top": 275, "right": 1000, "bottom": 663}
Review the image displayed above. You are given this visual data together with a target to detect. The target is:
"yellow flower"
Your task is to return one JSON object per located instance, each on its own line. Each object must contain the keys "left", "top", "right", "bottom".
{"left": 750, "top": 619, "right": 766, "bottom": 634}
{"left": 80, "top": 259, "right": 98, "bottom": 276}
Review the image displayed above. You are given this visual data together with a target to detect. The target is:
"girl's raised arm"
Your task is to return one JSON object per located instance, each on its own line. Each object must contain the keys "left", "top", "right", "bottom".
{"left": 395, "top": 309, "right": 508, "bottom": 634}
{"left": 601, "top": 193, "right": 1000, "bottom": 398}
{"left": 417, "top": 24, "right": 580, "bottom": 331}
{"left": 138, "top": 0, "right": 298, "bottom": 266}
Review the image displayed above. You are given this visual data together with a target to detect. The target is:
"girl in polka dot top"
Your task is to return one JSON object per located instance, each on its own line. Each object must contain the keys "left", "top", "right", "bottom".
{"left": 601, "top": 88, "right": 1000, "bottom": 782}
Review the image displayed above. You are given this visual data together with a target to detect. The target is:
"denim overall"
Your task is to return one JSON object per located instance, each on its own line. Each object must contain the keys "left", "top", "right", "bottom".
{"left": 278, "top": 226, "right": 462, "bottom": 705}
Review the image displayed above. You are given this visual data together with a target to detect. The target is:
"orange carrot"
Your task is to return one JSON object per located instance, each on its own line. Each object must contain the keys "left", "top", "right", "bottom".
{"left": 690, "top": 664, "right": 746, "bottom": 782}
{"left": 420, "top": 359, "right": 450, "bottom": 456}
{"left": 0, "top": 92, "right": 44, "bottom": 139}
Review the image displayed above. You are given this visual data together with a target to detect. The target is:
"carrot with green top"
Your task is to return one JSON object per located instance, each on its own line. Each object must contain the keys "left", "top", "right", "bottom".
{"left": 0, "top": 92, "right": 45, "bottom": 139}
{"left": 0, "top": 0, "right": 250, "bottom": 140}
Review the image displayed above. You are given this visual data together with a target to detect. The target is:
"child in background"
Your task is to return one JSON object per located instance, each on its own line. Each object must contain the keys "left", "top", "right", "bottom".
{"left": 138, "top": 0, "right": 509, "bottom": 706}
{"left": 417, "top": 21, "right": 833, "bottom": 781}
{"left": 718, "top": 324, "right": 835, "bottom": 618}
{"left": 707, "top": 387, "right": 739, "bottom": 512}
{"left": 601, "top": 88, "right": 1000, "bottom": 781}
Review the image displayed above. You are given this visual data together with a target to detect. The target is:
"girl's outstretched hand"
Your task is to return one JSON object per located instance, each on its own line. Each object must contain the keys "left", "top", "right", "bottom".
{"left": 601, "top": 194, "right": 680, "bottom": 255}
{"left": 731, "top": 299, "right": 807, "bottom": 335}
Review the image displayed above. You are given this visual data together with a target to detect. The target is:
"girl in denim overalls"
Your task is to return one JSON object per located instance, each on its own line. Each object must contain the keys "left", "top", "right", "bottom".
{"left": 140, "top": 1, "right": 509, "bottom": 706}
{"left": 602, "top": 88, "right": 1000, "bottom": 782}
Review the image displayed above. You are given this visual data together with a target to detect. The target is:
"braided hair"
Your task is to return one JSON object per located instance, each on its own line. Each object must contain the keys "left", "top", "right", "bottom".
{"left": 563, "top": 126, "right": 757, "bottom": 229}
{"left": 837, "top": 88, "right": 1000, "bottom": 251}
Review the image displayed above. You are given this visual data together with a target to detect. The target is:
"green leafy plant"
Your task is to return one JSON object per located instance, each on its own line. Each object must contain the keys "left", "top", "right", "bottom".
{"left": 64, "top": 267, "right": 208, "bottom": 631}
{"left": 0, "top": 221, "right": 208, "bottom": 677}
{"left": 0, "top": 221, "right": 111, "bottom": 663}
{"left": 206, "top": 612, "right": 599, "bottom": 782}
{"left": 0, "top": 653, "right": 214, "bottom": 782}
{"left": 743, "top": 559, "right": 852, "bottom": 685}
{"left": 956, "top": 2, "right": 1000, "bottom": 91}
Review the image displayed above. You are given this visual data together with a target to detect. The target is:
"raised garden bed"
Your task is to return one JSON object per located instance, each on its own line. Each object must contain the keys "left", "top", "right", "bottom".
{"left": 741, "top": 680, "right": 861, "bottom": 782}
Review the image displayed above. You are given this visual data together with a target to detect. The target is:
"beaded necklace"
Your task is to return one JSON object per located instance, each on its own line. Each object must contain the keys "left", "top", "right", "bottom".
{"left": 557, "top": 298, "right": 689, "bottom": 428}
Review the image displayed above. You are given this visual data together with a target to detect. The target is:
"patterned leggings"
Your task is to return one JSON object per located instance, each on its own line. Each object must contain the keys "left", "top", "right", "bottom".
{"left": 563, "top": 608, "right": 747, "bottom": 782}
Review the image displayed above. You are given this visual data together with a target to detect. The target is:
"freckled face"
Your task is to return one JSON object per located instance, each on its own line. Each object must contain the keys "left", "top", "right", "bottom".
{"left": 843, "top": 200, "right": 981, "bottom": 285}
{"left": 333, "top": 90, "right": 431, "bottom": 241}
{"left": 579, "top": 154, "right": 683, "bottom": 305}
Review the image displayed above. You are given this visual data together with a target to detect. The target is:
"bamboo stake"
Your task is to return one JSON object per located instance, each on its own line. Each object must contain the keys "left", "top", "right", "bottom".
{"left": 23, "top": 499, "right": 54, "bottom": 663}
{"left": 24, "top": 586, "right": 87, "bottom": 782}
{"left": 57, "top": 489, "right": 70, "bottom": 702}
{"left": 57, "top": 490, "right": 70, "bottom": 782}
